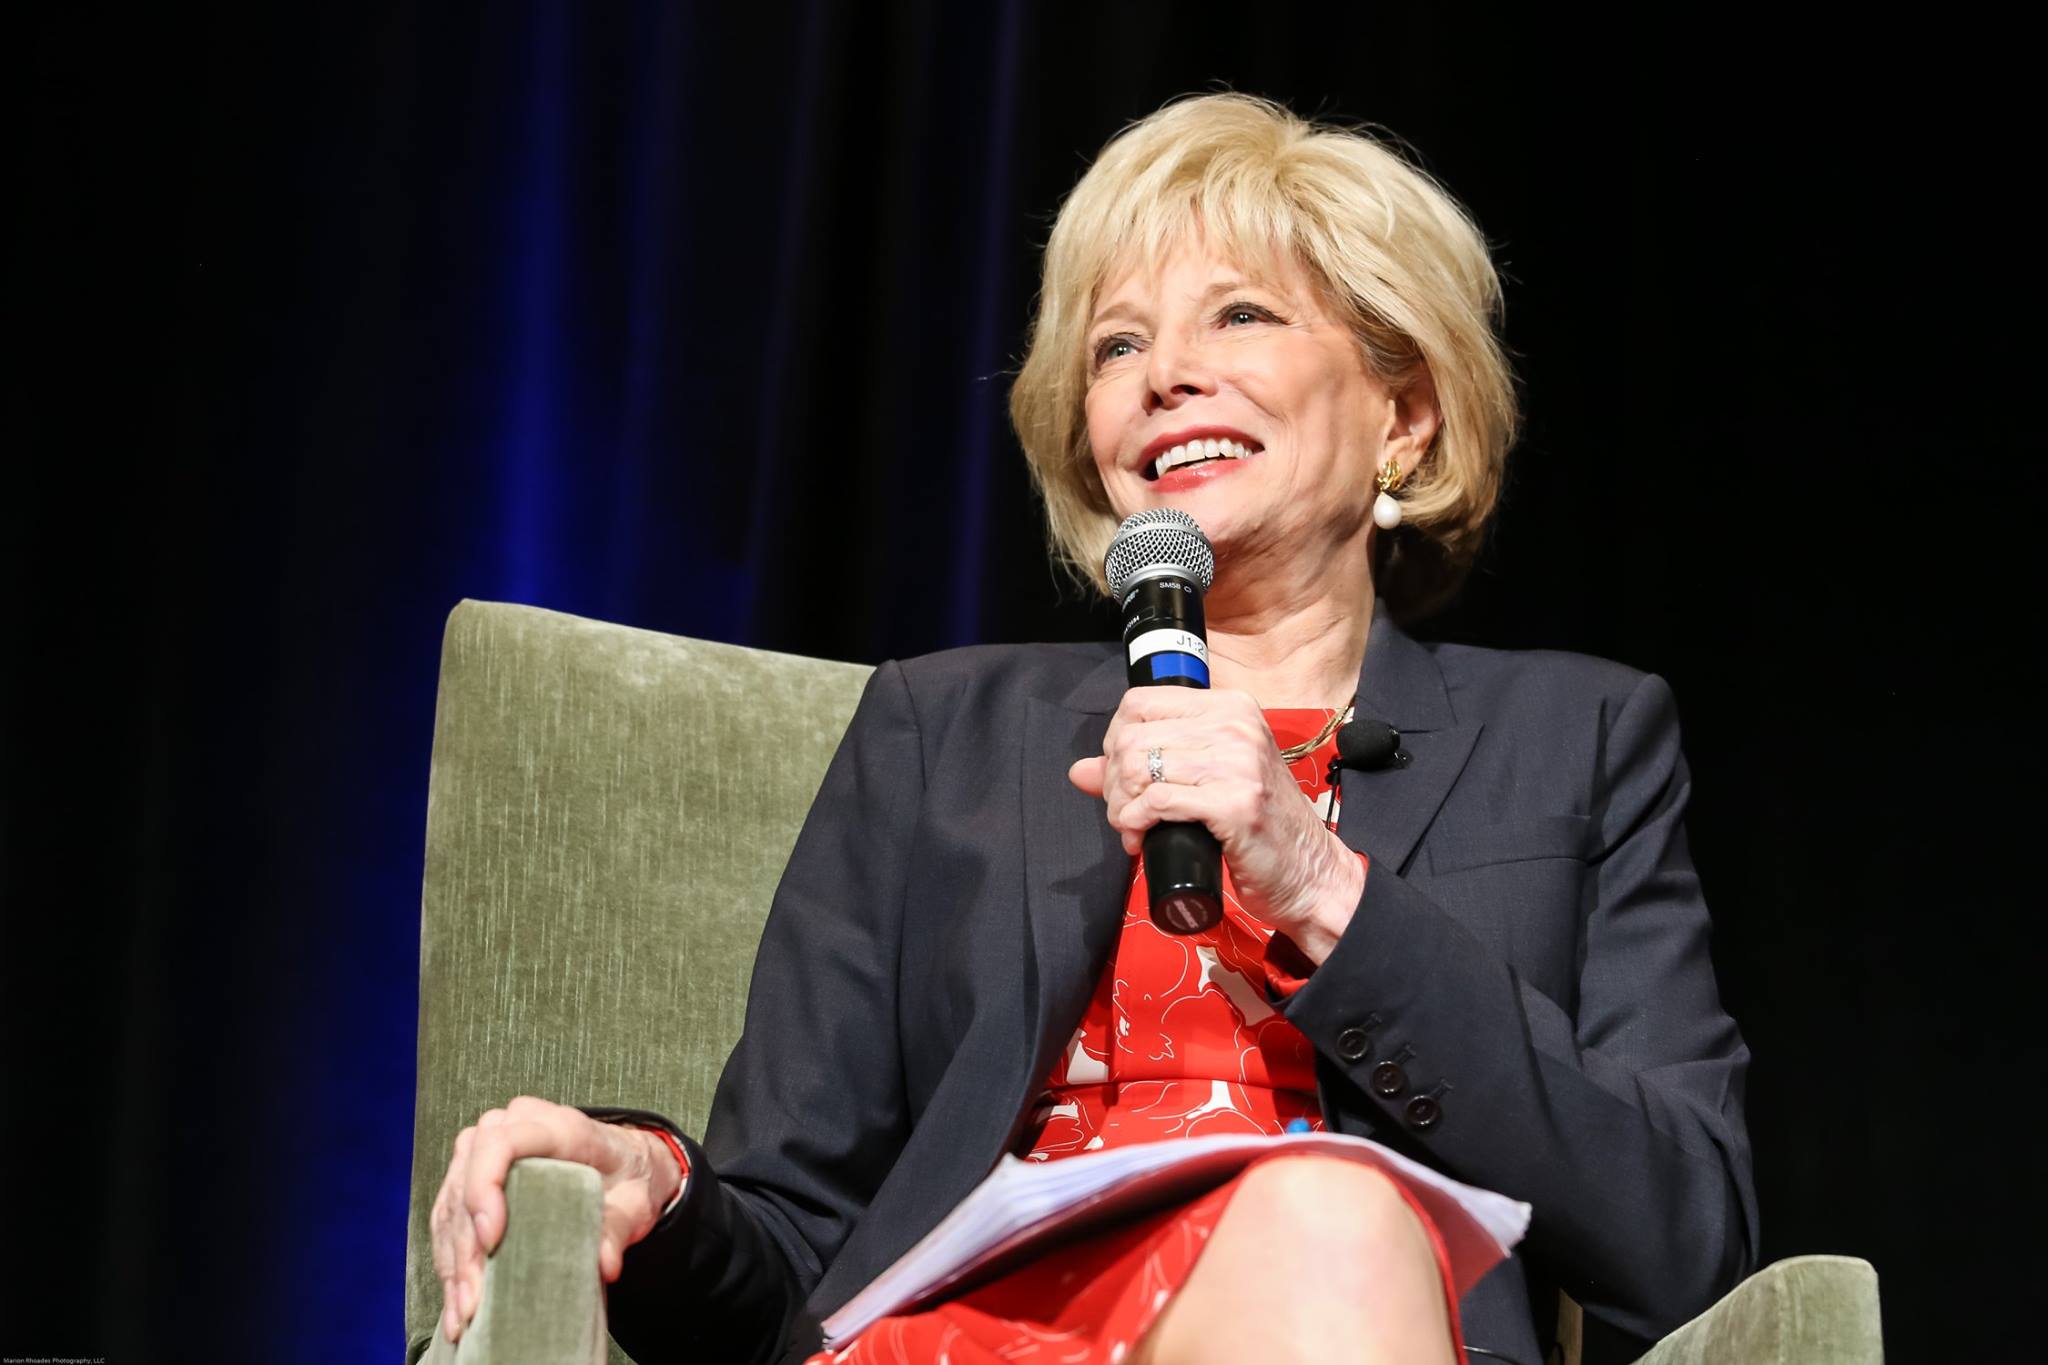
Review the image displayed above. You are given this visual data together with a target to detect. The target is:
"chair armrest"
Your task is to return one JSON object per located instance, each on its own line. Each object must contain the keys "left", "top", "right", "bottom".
{"left": 1634, "top": 1255, "right": 1882, "bottom": 1365}
{"left": 406, "top": 1158, "right": 610, "bottom": 1365}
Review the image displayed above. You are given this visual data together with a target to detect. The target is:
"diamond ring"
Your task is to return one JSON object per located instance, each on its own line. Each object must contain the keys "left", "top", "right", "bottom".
{"left": 1146, "top": 747, "right": 1165, "bottom": 785}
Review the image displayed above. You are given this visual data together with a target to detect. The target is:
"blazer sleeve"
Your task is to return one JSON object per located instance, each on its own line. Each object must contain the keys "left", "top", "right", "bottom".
{"left": 579, "top": 658, "right": 926, "bottom": 1365}
{"left": 1280, "top": 671, "right": 1758, "bottom": 1344}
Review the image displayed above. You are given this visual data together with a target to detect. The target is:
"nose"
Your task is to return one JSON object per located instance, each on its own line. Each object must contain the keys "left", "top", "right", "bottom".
{"left": 1143, "top": 330, "right": 1217, "bottom": 414}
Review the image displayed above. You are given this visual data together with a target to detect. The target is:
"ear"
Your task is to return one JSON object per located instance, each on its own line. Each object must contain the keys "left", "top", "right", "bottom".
{"left": 1383, "top": 365, "right": 1442, "bottom": 476}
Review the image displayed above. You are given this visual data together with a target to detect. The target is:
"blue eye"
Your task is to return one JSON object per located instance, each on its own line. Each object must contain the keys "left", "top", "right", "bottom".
{"left": 1091, "top": 302, "right": 1277, "bottom": 369}
{"left": 1093, "top": 336, "right": 1137, "bottom": 367}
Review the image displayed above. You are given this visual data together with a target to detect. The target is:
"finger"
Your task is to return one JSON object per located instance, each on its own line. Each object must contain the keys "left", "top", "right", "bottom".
{"left": 1110, "top": 715, "right": 1222, "bottom": 757}
{"left": 1102, "top": 689, "right": 1197, "bottom": 759}
{"left": 433, "top": 1231, "right": 456, "bottom": 1340}
{"left": 434, "top": 1228, "right": 465, "bottom": 1339}
{"left": 483, "top": 1097, "right": 605, "bottom": 1169}
{"left": 1103, "top": 694, "right": 1196, "bottom": 762}
{"left": 1068, "top": 755, "right": 1106, "bottom": 796}
{"left": 448, "top": 1158, "right": 483, "bottom": 1331}
{"left": 1115, "top": 684, "right": 1219, "bottom": 723}
{"left": 1111, "top": 710, "right": 1270, "bottom": 767}
{"left": 1106, "top": 742, "right": 1170, "bottom": 814}
{"left": 432, "top": 1139, "right": 473, "bottom": 1337}
{"left": 444, "top": 1126, "right": 481, "bottom": 1264}
{"left": 600, "top": 1218, "right": 638, "bottom": 1285}
{"left": 1122, "top": 707, "right": 1277, "bottom": 764}
{"left": 464, "top": 1115, "right": 573, "bottom": 1254}
{"left": 1108, "top": 717, "right": 1213, "bottom": 766}
{"left": 1113, "top": 777, "right": 1253, "bottom": 842}
{"left": 596, "top": 1167, "right": 663, "bottom": 1283}
{"left": 430, "top": 1161, "right": 461, "bottom": 1281}
{"left": 1106, "top": 728, "right": 1238, "bottom": 812}
{"left": 1114, "top": 785, "right": 1160, "bottom": 837}
{"left": 506, "top": 1094, "right": 565, "bottom": 1122}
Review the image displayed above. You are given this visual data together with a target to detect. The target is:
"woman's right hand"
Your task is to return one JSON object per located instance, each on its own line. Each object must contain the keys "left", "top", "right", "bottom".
{"left": 430, "top": 1095, "right": 684, "bottom": 1344}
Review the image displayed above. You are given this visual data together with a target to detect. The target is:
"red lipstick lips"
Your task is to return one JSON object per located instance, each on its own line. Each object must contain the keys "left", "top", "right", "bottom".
{"left": 1138, "top": 426, "right": 1264, "bottom": 480}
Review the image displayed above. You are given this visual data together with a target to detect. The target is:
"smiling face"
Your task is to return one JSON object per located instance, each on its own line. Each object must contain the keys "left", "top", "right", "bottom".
{"left": 1083, "top": 233, "right": 1422, "bottom": 584}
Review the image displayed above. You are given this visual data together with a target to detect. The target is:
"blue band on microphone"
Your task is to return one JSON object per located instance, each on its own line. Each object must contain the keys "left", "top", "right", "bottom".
{"left": 1148, "top": 652, "right": 1210, "bottom": 685}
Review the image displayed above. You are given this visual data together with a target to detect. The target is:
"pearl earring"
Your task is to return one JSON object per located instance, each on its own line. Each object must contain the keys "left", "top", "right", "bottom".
{"left": 1372, "top": 459, "right": 1406, "bottom": 530}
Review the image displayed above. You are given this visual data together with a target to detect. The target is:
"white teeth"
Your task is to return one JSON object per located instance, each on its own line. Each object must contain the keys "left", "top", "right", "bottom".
{"left": 1150, "top": 438, "right": 1256, "bottom": 478}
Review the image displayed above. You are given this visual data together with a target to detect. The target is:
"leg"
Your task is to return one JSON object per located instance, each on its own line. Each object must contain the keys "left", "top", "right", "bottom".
{"left": 1128, "top": 1155, "right": 1456, "bottom": 1365}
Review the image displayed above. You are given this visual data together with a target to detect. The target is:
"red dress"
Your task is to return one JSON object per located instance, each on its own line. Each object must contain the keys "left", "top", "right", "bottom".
{"left": 806, "top": 710, "right": 1462, "bottom": 1363}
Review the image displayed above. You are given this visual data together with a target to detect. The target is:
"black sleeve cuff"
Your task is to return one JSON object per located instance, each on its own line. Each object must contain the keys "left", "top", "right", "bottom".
{"left": 1279, "top": 865, "right": 1456, "bottom": 1137}
{"left": 578, "top": 1105, "right": 807, "bottom": 1365}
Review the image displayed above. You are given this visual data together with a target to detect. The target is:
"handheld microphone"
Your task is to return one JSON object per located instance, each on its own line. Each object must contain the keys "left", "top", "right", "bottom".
{"left": 1104, "top": 508, "right": 1221, "bottom": 935}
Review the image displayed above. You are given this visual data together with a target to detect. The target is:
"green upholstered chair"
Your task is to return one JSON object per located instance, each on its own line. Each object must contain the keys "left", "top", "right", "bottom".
{"left": 403, "top": 600, "right": 1883, "bottom": 1365}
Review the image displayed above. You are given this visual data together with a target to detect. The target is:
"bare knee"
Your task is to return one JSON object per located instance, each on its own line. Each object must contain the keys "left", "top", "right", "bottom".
{"left": 1229, "top": 1155, "right": 1432, "bottom": 1268}
{"left": 1133, "top": 1156, "right": 1453, "bottom": 1365}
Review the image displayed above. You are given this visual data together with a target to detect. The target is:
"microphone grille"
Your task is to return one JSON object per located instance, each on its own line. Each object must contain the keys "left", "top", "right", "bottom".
{"left": 1104, "top": 508, "right": 1215, "bottom": 602}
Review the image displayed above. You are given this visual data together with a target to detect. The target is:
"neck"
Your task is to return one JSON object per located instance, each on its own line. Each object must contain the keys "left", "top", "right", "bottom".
{"left": 1204, "top": 533, "right": 1376, "bottom": 708}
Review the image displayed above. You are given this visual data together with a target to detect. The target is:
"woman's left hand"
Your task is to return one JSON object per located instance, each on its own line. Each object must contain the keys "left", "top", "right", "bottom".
{"left": 1068, "top": 686, "right": 1364, "bottom": 953}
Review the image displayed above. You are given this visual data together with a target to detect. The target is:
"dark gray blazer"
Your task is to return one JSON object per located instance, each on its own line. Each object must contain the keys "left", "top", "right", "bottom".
{"left": 587, "top": 601, "right": 1757, "bottom": 1365}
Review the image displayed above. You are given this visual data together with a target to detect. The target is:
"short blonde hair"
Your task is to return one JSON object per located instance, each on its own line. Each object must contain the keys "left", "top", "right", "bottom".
{"left": 1008, "top": 93, "right": 1518, "bottom": 620}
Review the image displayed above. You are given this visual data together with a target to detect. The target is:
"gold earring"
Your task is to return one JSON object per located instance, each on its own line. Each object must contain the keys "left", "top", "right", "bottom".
{"left": 1373, "top": 459, "right": 1406, "bottom": 530}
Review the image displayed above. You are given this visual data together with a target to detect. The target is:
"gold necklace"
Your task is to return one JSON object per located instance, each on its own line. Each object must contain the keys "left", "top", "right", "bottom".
{"left": 1277, "top": 702, "right": 1355, "bottom": 763}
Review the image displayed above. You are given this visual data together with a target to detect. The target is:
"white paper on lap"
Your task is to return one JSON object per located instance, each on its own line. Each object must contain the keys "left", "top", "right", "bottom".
{"left": 821, "top": 1131, "right": 1531, "bottom": 1350}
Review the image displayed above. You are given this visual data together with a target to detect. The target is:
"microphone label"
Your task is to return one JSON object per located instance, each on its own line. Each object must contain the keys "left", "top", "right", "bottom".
{"left": 1127, "top": 628, "right": 1210, "bottom": 668}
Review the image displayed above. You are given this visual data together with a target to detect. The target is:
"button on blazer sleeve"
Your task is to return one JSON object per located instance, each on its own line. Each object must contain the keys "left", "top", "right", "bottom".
{"left": 589, "top": 658, "right": 925, "bottom": 1365}
{"left": 1282, "top": 671, "right": 1758, "bottom": 1344}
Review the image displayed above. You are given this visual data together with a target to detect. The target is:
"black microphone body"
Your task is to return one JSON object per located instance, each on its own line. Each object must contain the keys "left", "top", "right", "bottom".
{"left": 1104, "top": 509, "right": 1223, "bottom": 936}
{"left": 1120, "top": 575, "right": 1223, "bottom": 934}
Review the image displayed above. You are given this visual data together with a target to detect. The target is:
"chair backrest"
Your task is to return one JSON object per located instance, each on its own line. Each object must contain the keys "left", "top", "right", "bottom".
{"left": 404, "top": 600, "right": 873, "bottom": 1356}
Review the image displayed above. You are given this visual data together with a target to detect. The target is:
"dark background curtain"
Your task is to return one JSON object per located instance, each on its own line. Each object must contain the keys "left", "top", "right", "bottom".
{"left": 3, "top": 4, "right": 2034, "bottom": 1361}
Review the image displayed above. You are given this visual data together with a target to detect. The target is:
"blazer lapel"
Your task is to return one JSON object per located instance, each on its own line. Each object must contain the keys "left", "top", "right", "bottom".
{"left": 1015, "top": 663, "right": 1129, "bottom": 1123}
{"left": 1335, "top": 600, "right": 1482, "bottom": 874}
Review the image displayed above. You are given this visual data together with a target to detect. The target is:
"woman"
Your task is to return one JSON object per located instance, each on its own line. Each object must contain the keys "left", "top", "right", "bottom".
{"left": 431, "top": 93, "right": 1756, "bottom": 1364}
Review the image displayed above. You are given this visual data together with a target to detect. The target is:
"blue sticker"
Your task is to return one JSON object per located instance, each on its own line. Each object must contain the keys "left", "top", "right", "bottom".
{"left": 1149, "top": 653, "right": 1210, "bottom": 685}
